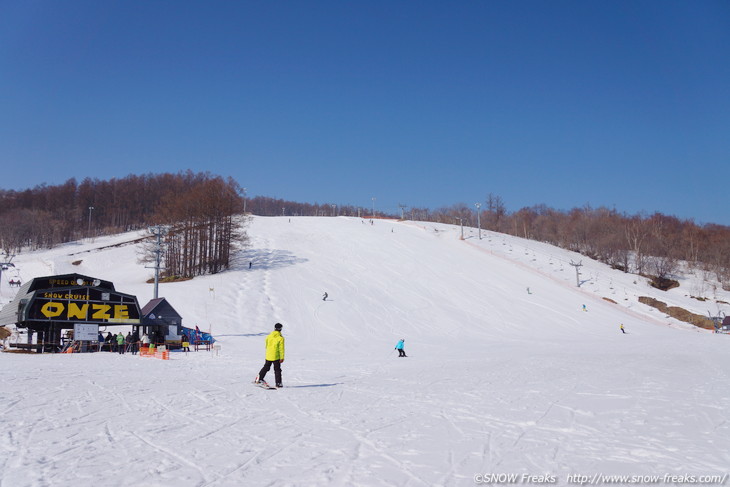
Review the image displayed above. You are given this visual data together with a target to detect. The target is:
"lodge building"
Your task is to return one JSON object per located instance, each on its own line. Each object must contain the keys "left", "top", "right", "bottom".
{"left": 0, "top": 273, "right": 179, "bottom": 352}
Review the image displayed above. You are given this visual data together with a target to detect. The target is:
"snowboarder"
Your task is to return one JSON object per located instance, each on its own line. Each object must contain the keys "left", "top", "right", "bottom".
{"left": 255, "top": 323, "right": 285, "bottom": 388}
{"left": 582, "top": 304, "right": 587, "bottom": 312}
{"left": 395, "top": 338, "right": 407, "bottom": 357}
{"left": 323, "top": 292, "right": 328, "bottom": 301}
{"left": 620, "top": 324, "right": 626, "bottom": 334}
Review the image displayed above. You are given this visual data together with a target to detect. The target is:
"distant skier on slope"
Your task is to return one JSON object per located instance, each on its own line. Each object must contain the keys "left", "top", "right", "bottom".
{"left": 255, "top": 323, "right": 285, "bottom": 388}
{"left": 395, "top": 338, "right": 407, "bottom": 357}
{"left": 620, "top": 324, "right": 626, "bottom": 334}
{"left": 322, "top": 292, "right": 328, "bottom": 301}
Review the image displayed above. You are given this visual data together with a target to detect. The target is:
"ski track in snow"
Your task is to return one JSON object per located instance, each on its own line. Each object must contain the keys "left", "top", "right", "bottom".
{"left": 1, "top": 216, "right": 730, "bottom": 486}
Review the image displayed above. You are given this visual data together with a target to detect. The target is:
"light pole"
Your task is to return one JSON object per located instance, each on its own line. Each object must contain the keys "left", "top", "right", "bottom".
{"left": 456, "top": 218, "right": 464, "bottom": 240}
{"left": 331, "top": 204, "right": 336, "bottom": 216}
{"left": 243, "top": 187, "right": 247, "bottom": 214}
{"left": 475, "top": 203, "right": 482, "bottom": 240}
{"left": 371, "top": 197, "right": 376, "bottom": 219}
{"left": 88, "top": 206, "right": 95, "bottom": 237}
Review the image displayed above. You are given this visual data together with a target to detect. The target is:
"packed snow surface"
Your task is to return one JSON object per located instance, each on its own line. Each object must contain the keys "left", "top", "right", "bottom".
{"left": 1, "top": 216, "right": 729, "bottom": 487}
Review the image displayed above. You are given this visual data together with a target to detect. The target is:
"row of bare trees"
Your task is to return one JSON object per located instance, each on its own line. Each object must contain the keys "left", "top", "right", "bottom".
{"left": 0, "top": 172, "right": 246, "bottom": 278}
{"left": 155, "top": 177, "right": 245, "bottom": 277}
{"left": 246, "top": 196, "right": 398, "bottom": 218}
{"left": 428, "top": 196, "right": 730, "bottom": 286}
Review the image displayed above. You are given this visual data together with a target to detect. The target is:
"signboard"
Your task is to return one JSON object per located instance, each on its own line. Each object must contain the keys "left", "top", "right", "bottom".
{"left": 26, "top": 287, "right": 141, "bottom": 324}
{"left": 5, "top": 274, "right": 143, "bottom": 332}
{"left": 74, "top": 323, "right": 99, "bottom": 341}
{"left": 28, "top": 276, "right": 114, "bottom": 292}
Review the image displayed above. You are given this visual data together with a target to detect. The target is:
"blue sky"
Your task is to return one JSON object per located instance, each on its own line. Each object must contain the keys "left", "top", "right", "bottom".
{"left": 2, "top": 1, "right": 729, "bottom": 224}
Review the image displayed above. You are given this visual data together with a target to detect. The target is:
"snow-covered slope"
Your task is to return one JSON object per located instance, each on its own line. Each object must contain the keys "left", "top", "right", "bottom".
{"left": 1, "top": 216, "right": 729, "bottom": 487}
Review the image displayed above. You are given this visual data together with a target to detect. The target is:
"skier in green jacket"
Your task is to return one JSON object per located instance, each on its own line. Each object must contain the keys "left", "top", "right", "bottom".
{"left": 255, "top": 323, "right": 285, "bottom": 388}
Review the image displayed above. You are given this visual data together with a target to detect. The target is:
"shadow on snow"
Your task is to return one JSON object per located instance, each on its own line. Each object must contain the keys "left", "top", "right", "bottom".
{"left": 286, "top": 383, "right": 343, "bottom": 389}
{"left": 216, "top": 333, "right": 268, "bottom": 337}
{"left": 232, "top": 248, "right": 308, "bottom": 271}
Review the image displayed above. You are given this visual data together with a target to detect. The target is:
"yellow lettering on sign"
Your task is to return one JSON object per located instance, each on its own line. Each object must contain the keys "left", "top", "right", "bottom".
{"left": 38, "top": 300, "right": 135, "bottom": 322}
{"left": 114, "top": 305, "right": 129, "bottom": 320}
{"left": 67, "top": 302, "right": 89, "bottom": 320}
{"left": 41, "top": 302, "right": 64, "bottom": 318}
{"left": 92, "top": 304, "right": 111, "bottom": 320}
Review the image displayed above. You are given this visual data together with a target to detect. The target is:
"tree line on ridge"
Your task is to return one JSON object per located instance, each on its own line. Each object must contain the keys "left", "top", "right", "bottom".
{"left": 2, "top": 176, "right": 729, "bottom": 289}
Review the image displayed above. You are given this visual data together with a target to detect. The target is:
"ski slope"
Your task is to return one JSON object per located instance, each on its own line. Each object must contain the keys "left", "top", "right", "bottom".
{"left": 1, "top": 216, "right": 729, "bottom": 487}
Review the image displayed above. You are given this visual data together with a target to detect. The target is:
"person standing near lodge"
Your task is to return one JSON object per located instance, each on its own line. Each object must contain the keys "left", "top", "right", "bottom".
{"left": 255, "top": 323, "right": 285, "bottom": 388}
{"left": 154, "top": 330, "right": 165, "bottom": 347}
{"left": 116, "top": 332, "right": 125, "bottom": 354}
{"left": 130, "top": 330, "right": 140, "bottom": 355}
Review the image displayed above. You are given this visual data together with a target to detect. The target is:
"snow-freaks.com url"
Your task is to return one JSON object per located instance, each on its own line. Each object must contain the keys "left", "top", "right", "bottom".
{"left": 565, "top": 473, "right": 728, "bottom": 485}
{"left": 473, "top": 473, "right": 728, "bottom": 485}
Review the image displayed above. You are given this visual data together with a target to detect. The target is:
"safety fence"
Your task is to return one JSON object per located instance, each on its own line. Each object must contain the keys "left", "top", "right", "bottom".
{"left": 140, "top": 345, "right": 170, "bottom": 360}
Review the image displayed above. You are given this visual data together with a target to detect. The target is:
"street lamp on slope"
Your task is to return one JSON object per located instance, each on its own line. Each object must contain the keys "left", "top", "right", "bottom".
{"left": 475, "top": 203, "right": 482, "bottom": 240}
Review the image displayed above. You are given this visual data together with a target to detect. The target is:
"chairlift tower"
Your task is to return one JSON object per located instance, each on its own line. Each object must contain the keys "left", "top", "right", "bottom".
{"left": 708, "top": 310, "right": 726, "bottom": 332}
{"left": 0, "top": 252, "right": 16, "bottom": 295}
{"left": 146, "top": 225, "right": 169, "bottom": 299}
{"left": 569, "top": 260, "right": 583, "bottom": 287}
{"left": 456, "top": 218, "right": 465, "bottom": 240}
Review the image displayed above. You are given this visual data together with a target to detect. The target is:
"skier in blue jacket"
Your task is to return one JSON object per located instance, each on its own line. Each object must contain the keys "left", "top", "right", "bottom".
{"left": 395, "top": 338, "right": 407, "bottom": 357}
